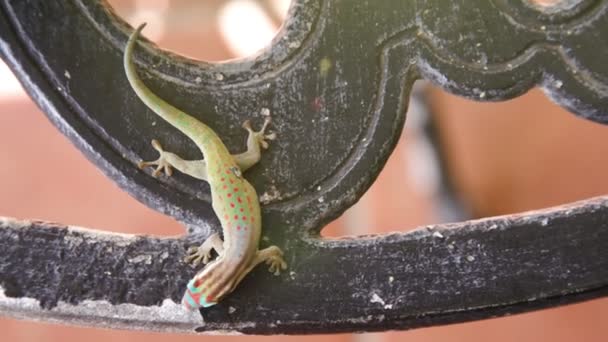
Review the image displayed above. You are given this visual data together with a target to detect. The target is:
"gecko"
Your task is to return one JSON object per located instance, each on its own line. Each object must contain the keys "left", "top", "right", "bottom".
{"left": 124, "top": 23, "right": 287, "bottom": 310}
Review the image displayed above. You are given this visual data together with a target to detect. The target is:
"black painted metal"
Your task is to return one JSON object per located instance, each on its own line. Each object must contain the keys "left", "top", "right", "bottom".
{"left": 1, "top": 198, "right": 607, "bottom": 334}
{"left": 0, "top": 0, "right": 607, "bottom": 334}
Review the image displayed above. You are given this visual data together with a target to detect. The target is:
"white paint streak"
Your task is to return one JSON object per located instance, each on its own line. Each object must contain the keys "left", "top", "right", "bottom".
{"left": 370, "top": 293, "right": 385, "bottom": 306}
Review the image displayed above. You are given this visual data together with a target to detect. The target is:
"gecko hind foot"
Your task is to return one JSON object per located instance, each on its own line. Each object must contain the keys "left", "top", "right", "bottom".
{"left": 266, "top": 255, "right": 287, "bottom": 276}
{"left": 258, "top": 246, "right": 287, "bottom": 276}
{"left": 184, "top": 245, "right": 213, "bottom": 266}
{"left": 242, "top": 117, "right": 276, "bottom": 149}
{"left": 138, "top": 139, "right": 173, "bottom": 177}
{"left": 184, "top": 232, "right": 225, "bottom": 266}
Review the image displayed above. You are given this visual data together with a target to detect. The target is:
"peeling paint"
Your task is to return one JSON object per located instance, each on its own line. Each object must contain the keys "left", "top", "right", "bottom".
{"left": 0, "top": 286, "right": 201, "bottom": 333}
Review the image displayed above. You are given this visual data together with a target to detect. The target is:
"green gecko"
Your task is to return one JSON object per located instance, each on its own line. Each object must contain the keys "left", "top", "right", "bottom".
{"left": 124, "top": 23, "right": 287, "bottom": 310}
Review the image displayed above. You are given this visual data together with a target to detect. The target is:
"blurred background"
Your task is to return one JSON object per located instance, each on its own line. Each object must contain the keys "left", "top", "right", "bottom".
{"left": 1, "top": 0, "right": 607, "bottom": 341}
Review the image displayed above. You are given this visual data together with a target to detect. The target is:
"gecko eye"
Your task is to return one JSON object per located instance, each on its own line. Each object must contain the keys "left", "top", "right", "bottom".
{"left": 230, "top": 166, "right": 242, "bottom": 178}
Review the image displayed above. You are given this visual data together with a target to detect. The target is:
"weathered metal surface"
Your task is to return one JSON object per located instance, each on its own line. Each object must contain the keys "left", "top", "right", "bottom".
{"left": 1, "top": 198, "right": 607, "bottom": 334}
{"left": 0, "top": 0, "right": 607, "bottom": 334}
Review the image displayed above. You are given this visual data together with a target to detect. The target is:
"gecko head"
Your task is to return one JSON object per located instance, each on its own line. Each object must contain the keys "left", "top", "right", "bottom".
{"left": 182, "top": 276, "right": 218, "bottom": 310}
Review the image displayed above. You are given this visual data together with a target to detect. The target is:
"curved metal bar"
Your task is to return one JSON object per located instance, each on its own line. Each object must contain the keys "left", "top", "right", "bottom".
{"left": 1, "top": 197, "right": 607, "bottom": 334}
{"left": 0, "top": 0, "right": 607, "bottom": 334}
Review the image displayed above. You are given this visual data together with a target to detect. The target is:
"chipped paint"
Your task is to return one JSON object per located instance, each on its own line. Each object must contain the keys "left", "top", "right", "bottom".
{"left": 0, "top": 286, "right": 202, "bottom": 333}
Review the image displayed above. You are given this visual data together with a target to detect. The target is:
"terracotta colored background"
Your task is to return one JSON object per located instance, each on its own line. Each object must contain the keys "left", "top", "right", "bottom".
{"left": 1, "top": 0, "right": 607, "bottom": 341}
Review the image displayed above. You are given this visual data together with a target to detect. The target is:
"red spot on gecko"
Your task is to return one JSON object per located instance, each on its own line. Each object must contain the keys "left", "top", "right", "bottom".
{"left": 230, "top": 203, "right": 235, "bottom": 208}
{"left": 233, "top": 188, "right": 239, "bottom": 192}
{"left": 221, "top": 177, "right": 225, "bottom": 182}
{"left": 237, "top": 197, "right": 242, "bottom": 203}
{"left": 234, "top": 215, "right": 239, "bottom": 220}
{"left": 236, "top": 226, "right": 241, "bottom": 231}
{"left": 225, "top": 169, "right": 231, "bottom": 175}
{"left": 240, "top": 208, "right": 244, "bottom": 212}
{"left": 223, "top": 185, "right": 227, "bottom": 190}
{"left": 229, "top": 179, "right": 234, "bottom": 184}
{"left": 206, "top": 295, "right": 215, "bottom": 303}
{"left": 227, "top": 193, "right": 232, "bottom": 198}
{"left": 193, "top": 279, "right": 203, "bottom": 287}
{"left": 224, "top": 214, "right": 229, "bottom": 220}
{"left": 242, "top": 216, "right": 247, "bottom": 221}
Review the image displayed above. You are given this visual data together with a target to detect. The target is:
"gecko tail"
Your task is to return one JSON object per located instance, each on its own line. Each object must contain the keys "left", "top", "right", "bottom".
{"left": 123, "top": 22, "right": 178, "bottom": 120}
{"left": 123, "top": 22, "right": 220, "bottom": 149}
{"left": 182, "top": 276, "right": 218, "bottom": 310}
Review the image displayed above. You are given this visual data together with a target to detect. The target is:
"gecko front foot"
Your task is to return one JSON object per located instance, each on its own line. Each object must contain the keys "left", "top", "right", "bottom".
{"left": 242, "top": 117, "right": 276, "bottom": 149}
{"left": 138, "top": 139, "right": 174, "bottom": 177}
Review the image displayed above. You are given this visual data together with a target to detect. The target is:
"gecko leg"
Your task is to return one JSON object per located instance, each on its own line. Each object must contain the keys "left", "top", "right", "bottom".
{"left": 184, "top": 233, "right": 225, "bottom": 266}
{"left": 140, "top": 117, "right": 274, "bottom": 179}
{"left": 228, "top": 245, "right": 287, "bottom": 293}
{"left": 138, "top": 139, "right": 208, "bottom": 180}
{"left": 233, "top": 117, "right": 276, "bottom": 172}
{"left": 248, "top": 246, "right": 287, "bottom": 278}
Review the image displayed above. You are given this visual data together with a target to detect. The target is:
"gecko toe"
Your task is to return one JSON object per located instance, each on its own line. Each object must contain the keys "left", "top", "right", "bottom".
{"left": 151, "top": 139, "right": 164, "bottom": 151}
{"left": 242, "top": 120, "right": 252, "bottom": 131}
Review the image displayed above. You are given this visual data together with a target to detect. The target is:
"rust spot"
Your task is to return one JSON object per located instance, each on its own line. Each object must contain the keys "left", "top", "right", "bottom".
{"left": 311, "top": 97, "right": 324, "bottom": 111}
